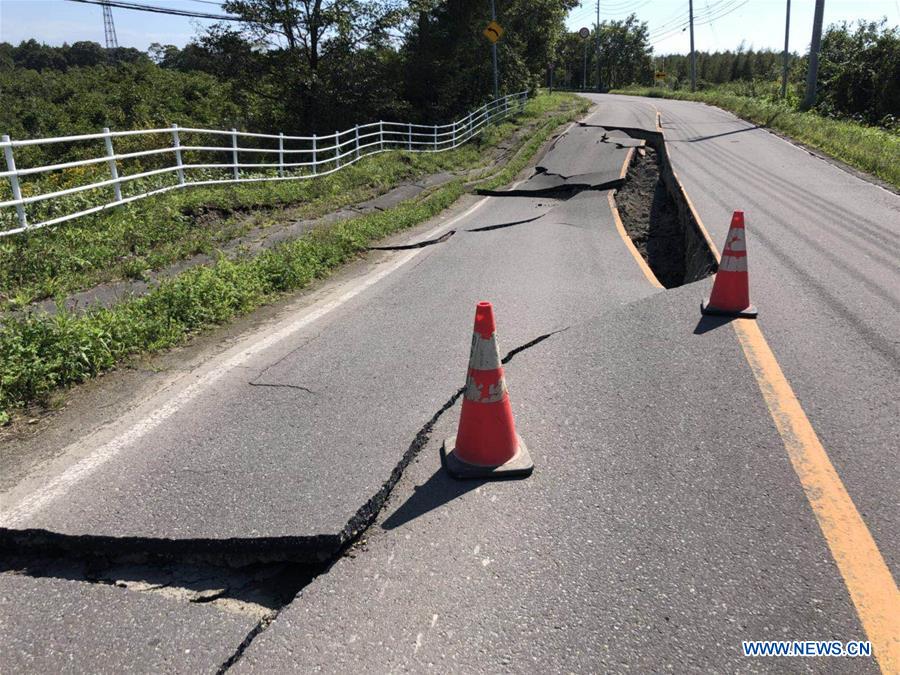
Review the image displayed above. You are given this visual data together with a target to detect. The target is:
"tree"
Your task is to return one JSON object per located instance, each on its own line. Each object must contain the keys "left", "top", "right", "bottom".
{"left": 550, "top": 14, "right": 652, "bottom": 90}
{"left": 598, "top": 14, "right": 652, "bottom": 89}
{"left": 217, "top": 0, "right": 408, "bottom": 130}
{"left": 67, "top": 41, "right": 106, "bottom": 68}
{"left": 816, "top": 19, "right": 900, "bottom": 126}
{"left": 403, "top": 0, "right": 577, "bottom": 120}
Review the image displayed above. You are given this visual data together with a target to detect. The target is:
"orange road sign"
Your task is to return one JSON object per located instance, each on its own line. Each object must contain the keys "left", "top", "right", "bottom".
{"left": 484, "top": 21, "right": 504, "bottom": 43}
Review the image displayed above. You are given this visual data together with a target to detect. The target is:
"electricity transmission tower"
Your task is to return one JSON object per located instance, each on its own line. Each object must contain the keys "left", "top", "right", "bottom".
{"left": 102, "top": 1, "right": 119, "bottom": 49}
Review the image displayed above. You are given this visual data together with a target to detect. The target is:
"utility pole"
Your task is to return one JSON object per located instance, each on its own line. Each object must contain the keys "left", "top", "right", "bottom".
{"left": 490, "top": 0, "right": 499, "bottom": 99}
{"left": 781, "top": 0, "right": 791, "bottom": 98}
{"left": 689, "top": 0, "right": 696, "bottom": 91}
{"left": 596, "top": 0, "right": 602, "bottom": 92}
{"left": 802, "top": 0, "right": 825, "bottom": 110}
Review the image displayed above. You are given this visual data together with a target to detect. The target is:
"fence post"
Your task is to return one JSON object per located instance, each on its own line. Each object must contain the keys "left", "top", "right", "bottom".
{"left": 171, "top": 124, "right": 185, "bottom": 187}
{"left": 312, "top": 134, "right": 317, "bottom": 176}
{"left": 278, "top": 132, "right": 284, "bottom": 178}
{"left": 231, "top": 128, "right": 239, "bottom": 180}
{"left": 1, "top": 134, "right": 27, "bottom": 230}
{"left": 433, "top": 124, "right": 437, "bottom": 151}
{"left": 355, "top": 125, "right": 360, "bottom": 159}
{"left": 103, "top": 127, "right": 122, "bottom": 202}
{"left": 379, "top": 121, "right": 384, "bottom": 151}
{"left": 335, "top": 131, "right": 341, "bottom": 168}
{"left": 408, "top": 123, "right": 412, "bottom": 151}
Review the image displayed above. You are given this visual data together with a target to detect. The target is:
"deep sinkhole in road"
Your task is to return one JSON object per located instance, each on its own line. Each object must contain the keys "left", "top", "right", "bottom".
{"left": 615, "top": 146, "right": 686, "bottom": 287}
{"left": 610, "top": 130, "right": 718, "bottom": 288}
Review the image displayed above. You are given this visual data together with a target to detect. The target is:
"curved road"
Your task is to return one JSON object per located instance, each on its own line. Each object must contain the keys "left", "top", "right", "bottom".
{"left": 1, "top": 95, "right": 897, "bottom": 673}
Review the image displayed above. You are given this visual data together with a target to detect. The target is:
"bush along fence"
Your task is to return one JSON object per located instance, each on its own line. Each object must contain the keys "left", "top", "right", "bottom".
{"left": 0, "top": 91, "right": 529, "bottom": 237}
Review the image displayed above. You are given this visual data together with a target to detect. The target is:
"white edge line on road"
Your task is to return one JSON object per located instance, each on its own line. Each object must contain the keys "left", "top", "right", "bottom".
{"left": 0, "top": 195, "right": 492, "bottom": 527}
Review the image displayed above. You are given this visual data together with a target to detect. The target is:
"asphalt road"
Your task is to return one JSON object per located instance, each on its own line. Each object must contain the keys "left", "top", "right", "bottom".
{"left": 586, "top": 93, "right": 900, "bottom": 572}
{"left": 1, "top": 95, "right": 897, "bottom": 673}
{"left": 237, "top": 286, "right": 877, "bottom": 673}
{"left": 0, "top": 125, "right": 646, "bottom": 550}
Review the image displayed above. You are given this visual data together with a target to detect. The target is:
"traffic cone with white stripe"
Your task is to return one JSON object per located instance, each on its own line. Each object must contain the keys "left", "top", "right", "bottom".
{"left": 701, "top": 211, "right": 758, "bottom": 318}
{"left": 441, "top": 301, "right": 534, "bottom": 479}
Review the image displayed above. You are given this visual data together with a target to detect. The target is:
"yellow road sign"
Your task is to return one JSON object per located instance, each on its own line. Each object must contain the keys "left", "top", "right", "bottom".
{"left": 655, "top": 71, "right": 666, "bottom": 80}
{"left": 483, "top": 21, "right": 504, "bottom": 43}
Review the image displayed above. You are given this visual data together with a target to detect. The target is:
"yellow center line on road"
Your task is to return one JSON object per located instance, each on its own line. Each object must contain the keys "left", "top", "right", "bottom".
{"left": 607, "top": 191, "right": 663, "bottom": 290}
{"left": 675, "top": 150, "right": 900, "bottom": 671}
{"left": 733, "top": 318, "right": 900, "bottom": 673}
{"left": 617, "top": 100, "right": 899, "bottom": 669}
{"left": 619, "top": 146, "right": 635, "bottom": 181}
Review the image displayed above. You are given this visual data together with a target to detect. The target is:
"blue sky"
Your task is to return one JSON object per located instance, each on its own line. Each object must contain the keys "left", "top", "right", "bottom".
{"left": 566, "top": 0, "right": 899, "bottom": 54}
{"left": 1, "top": 0, "right": 898, "bottom": 55}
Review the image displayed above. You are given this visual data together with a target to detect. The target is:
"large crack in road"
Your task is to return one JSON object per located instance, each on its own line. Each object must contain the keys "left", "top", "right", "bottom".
{"left": 0, "top": 326, "right": 570, "bottom": 672}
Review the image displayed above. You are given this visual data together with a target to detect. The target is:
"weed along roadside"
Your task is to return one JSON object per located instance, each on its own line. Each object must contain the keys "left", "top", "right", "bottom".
{"left": 611, "top": 86, "right": 900, "bottom": 191}
{"left": 0, "top": 93, "right": 590, "bottom": 424}
{"left": 0, "top": 93, "right": 582, "bottom": 310}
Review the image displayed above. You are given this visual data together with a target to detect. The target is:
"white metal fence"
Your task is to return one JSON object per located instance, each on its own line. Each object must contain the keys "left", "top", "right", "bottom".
{"left": 0, "top": 91, "right": 529, "bottom": 238}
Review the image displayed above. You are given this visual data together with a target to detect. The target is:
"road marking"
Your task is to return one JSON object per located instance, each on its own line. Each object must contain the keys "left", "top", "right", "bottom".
{"left": 607, "top": 191, "right": 663, "bottom": 289}
{"left": 652, "top": 106, "right": 899, "bottom": 667}
{"left": 674, "top": 143, "right": 900, "bottom": 673}
{"left": 0, "top": 196, "right": 492, "bottom": 527}
{"left": 733, "top": 318, "right": 900, "bottom": 674}
{"left": 618, "top": 147, "right": 635, "bottom": 180}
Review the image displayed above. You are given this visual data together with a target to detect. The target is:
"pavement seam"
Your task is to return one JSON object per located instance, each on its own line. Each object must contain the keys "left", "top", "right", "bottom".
{"left": 656, "top": 98, "right": 900, "bottom": 671}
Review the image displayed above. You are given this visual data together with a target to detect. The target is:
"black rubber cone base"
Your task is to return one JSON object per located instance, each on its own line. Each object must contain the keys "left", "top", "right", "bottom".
{"left": 701, "top": 298, "right": 758, "bottom": 318}
{"left": 441, "top": 434, "right": 534, "bottom": 480}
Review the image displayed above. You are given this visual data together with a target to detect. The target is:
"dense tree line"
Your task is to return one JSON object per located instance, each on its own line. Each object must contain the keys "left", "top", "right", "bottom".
{"left": 552, "top": 15, "right": 654, "bottom": 90}
{"left": 1, "top": 0, "right": 574, "bottom": 141}
{"left": 550, "top": 16, "right": 898, "bottom": 128}
{"left": 2, "top": 7, "right": 896, "bottom": 143}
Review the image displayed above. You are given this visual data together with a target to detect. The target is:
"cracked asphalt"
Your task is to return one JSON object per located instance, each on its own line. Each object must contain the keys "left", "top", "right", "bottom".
{"left": 2, "top": 96, "right": 897, "bottom": 673}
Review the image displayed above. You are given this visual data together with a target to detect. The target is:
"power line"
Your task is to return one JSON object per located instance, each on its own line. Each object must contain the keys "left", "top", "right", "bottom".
{"left": 648, "top": 0, "right": 736, "bottom": 39}
{"left": 649, "top": 0, "right": 747, "bottom": 45}
{"left": 569, "top": 0, "right": 649, "bottom": 24}
{"left": 64, "top": 0, "right": 242, "bottom": 22}
{"left": 648, "top": 0, "right": 738, "bottom": 36}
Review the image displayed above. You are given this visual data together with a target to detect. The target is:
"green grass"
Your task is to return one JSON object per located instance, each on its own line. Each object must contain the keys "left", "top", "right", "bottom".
{"left": 0, "top": 92, "right": 584, "bottom": 310}
{"left": 0, "top": 92, "right": 588, "bottom": 418}
{"left": 612, "top": 84, "right": 900, "bottom": 190}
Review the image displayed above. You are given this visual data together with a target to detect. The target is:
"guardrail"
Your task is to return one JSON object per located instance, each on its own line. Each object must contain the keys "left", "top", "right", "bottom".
{"left": 0, "top": 91, "right": 529, "bottom": 238}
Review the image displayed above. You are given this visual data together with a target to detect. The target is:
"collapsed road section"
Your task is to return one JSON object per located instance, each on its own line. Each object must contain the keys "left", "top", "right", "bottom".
{"left": 608, "top": 126, "right": 718, "bottom": 288}
{"left": 1, "top": 114, "right": 675, "bottom": 672}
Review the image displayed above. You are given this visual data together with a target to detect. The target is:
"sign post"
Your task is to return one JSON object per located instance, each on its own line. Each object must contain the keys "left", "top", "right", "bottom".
{"left": 579, "top": 26, "right": 590, "bottom": 89}
{"left": 483, "top": 10, "right": 504, "bottom": 100}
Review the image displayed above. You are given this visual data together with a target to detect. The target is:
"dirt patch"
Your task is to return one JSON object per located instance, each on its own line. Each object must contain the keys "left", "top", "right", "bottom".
{"left": 610, "top": 127, "right": 718, "bottom": 289}
{"left": 614, "top": 147, "right": 685, "bottom": 288}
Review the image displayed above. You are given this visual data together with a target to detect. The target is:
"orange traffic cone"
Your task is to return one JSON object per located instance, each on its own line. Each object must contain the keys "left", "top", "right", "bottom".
{"left": 442, "top": 302, "right": 533, "bottom": 479}
{"left": 702, "top": 211, "right": 758, "bottom": 318}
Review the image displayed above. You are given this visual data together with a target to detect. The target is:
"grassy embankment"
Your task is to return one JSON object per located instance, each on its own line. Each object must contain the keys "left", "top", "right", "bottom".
{"left": 613, "top": 84, "right": 900, "bottom": 190}
{"left": 0, "top": 92, "right": 589, "bottom": 421}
